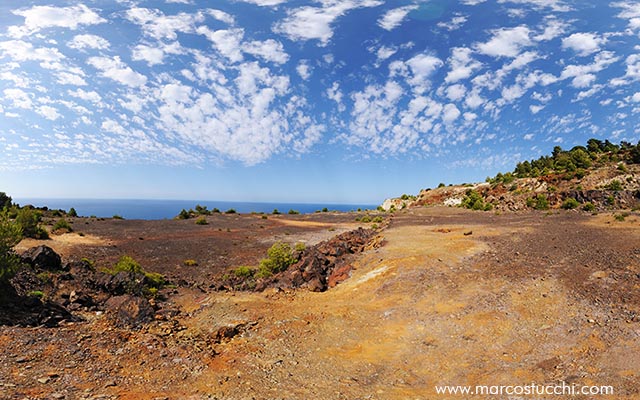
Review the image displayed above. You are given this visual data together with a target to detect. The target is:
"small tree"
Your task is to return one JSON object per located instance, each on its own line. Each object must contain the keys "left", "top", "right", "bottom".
{"left": 0, "top": 193, "right": 12, "bottom": 210}
{"left": 0, "top": 211, "right": 23, "bottom": 283}
{"left": 16, "top": 208, "right": 48, "bottom": 239}
{"left": 68, "top": 207, "right": 78, "bottom": 217}
{"left": 258, "top": 242, "right": 296, "bottom": 277}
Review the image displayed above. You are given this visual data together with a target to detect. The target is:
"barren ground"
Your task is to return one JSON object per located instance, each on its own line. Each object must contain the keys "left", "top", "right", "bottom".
{"left": 2, "top": 207, "right": 640, "bottom": 399}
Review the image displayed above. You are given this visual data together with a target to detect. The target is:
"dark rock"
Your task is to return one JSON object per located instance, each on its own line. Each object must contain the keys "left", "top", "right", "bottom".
{"left": 97, "top": 271, "right": 148, "bottom": 296}
{"left": 261, "top": 227, "right": 379, "bottom": 292}
{"left": 21, "top": 245, "right": 63, "bottom": 271}
{"left": 105, "top": 295, "right": 155, "bottom": 327}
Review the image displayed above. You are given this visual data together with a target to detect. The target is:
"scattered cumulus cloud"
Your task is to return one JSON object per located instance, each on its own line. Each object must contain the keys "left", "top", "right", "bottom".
{"left": 378, "top": 5, "right": 418, "bottom": 31}
{"left": 562, "top": 32, "right": 606, "bottom": 56}
{"left": 8, "top": 4, "right": 105, "bottom": 38}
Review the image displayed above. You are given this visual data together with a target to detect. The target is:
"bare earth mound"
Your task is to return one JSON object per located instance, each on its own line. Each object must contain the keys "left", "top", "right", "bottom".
{"left": 1, "top": 208, "right": 639, "bottom": 399}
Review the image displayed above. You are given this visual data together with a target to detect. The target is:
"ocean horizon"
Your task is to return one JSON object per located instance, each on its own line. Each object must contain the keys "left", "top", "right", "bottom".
{"left": 13, "top": 198, "right": 379, "bottom": 220}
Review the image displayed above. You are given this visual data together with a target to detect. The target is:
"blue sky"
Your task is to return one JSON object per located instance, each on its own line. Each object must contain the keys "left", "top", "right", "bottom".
{"left": 1, "top": 0, "right": 639, "bottom": 204}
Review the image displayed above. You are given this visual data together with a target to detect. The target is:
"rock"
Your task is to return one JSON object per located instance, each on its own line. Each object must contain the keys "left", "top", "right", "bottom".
{"left": 21, "top": 245, "right": 63, "bottom": 271}
{"left": 215, "top": 325, "right": 238, "bottom": 342}
{"left": 327, "top": 264, "right": 353, "bottom": 288}
{"left": 105, "top": 295, "right": 155, "bottom": 327}
{"left": 37, "top": 377, "right": 50, "bottom": 384}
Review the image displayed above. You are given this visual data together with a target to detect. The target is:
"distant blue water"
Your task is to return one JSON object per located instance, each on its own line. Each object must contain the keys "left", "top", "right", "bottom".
{"left": 14, "top": 198, "right": 378, "bottom": 220}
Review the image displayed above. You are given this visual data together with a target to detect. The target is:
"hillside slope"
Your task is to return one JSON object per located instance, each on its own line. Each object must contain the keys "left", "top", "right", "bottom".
{"left": 384, "top": 139, "right": 640, "bottom": 212}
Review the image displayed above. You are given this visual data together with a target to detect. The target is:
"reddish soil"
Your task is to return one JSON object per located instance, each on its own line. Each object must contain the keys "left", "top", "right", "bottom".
{"left": 2, "top": 207, "right": 640, "bottom": 399}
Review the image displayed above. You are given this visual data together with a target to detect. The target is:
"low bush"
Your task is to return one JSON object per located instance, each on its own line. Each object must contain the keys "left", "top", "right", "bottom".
{"left": 195, "top": 216, "right": 208, "bottom": 225}
{"left": 257, "top": 242, "right": 296, "bottom": 277}
{"left": 288, "top": 209, "right": 300, "bottom": 215}
{"left": 582, "top": 202, "right": 596, "bottom": 212}
{"left": 53, "top": 218, "right": 73, "bottom": 232}
{"left": 607, "top": 180, "right": 623, "bottom": 191}
{"left": 233, "top": 266, "right": 254, "bottom": 278}
{"left": 561, "top": 198, "right": 580, "bottom": 210}
{"left": 461, "top": 190, "right": 492, "bottom": 211}
{"left": 183, "top": 259, "right": 198, "bottom": 266}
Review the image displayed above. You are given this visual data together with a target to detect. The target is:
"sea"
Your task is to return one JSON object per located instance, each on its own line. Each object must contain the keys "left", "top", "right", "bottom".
{"left": 13, "top": 198, "right": 379, "bottom": 220}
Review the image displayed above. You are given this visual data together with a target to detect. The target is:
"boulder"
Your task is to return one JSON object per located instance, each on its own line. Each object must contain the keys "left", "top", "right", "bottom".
{"left": 21, "top": 246, "right": 63, "bottom": 271}
{"left": 105, "top": 295, "right": 154, "bottom": 327}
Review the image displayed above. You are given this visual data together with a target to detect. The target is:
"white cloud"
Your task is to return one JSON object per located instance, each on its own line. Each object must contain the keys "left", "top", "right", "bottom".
{"left": 437, "top": 15, "right": 468, "bottom": 31}
{"left": 378, "top": 5, "right": 418, "bottom": 31}
{"left": 132, "top": 42, "right": 182, "bottom": 66}
{"left": 534, "top": 18, "right": 569, "bottom": 41}
{"left": 445, "top": 47, "right": 482, "bottom": 83}
{"left": 498, "top": 0, "right": 571, "bottom": 12}
{"left": 208, "top": 9, "right": 235, "bottom": 25}
{"left": 529, "top": 104, "right": 545, "bottom": 114}
{"left": 461, "top": 0, "right": 487, "bottom": 5}
{"left": 390, "top": 53, "right": 443, "bottom": 93}
{"left": 237, "top": 0, "right": 287, "bottom": 5}
{"left": 68, "top": 89, "right": 102, "bottom": 104}
{"left": 126, "top": 7, "right": 205, "bottom": 40}
{"left": 326, "top": 81, "right": 345, "bottom": 112}
{"left": 0, "top": 40, "right": 65, "bottom": 65}
{"left": 476, "top": 26, "right": 532, "bottom": 58}
{"left": 296, "top": 60, "right": 312, "bottom": 80}
{"left": 445, "top": 84, "right": 466, "bottom": 101}
{"left": 562, "top": 32, "right": 606, "bottom": 56}
{"left": 9, "top": 4, "right": 105, "bottom": 38}
{"left": 274, "top": 0, "right": 383, "bottom": 45}
{"left": 67, "top": 34, "right": 110, "bottom": 51}
{"left": 560, "top": 51, "right": 619, "bottom": 87}
{"left": 87, "top": 56, "right": 148, "bottom": 87}
{"left": 132, "top": 45, "right": 165, "bottom": 66}
{"left": 56, "top": 72, "right": 87, "bottom": 86}
{"left": 243, "top": 39, "right": 289, "bottom": 64}
{"left": 375, "top": 45, "right": 397, "bottom": 64}
{"left": 3, "top": 88, "right": 33, "bottom": 109}
{"left": 442, "top": 103, "right": 461, "bottom": 123}
{"left": 197, "top": 27, "right": 245, "bottom": 63}
{"left": 523, "top": 133, "right": 534, "bottom": 140}
{"left": 37, "top": 105, "right": 61, "bottom": 121}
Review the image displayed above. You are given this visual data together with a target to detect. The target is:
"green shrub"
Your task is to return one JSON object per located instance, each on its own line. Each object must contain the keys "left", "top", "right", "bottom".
{"left": 225, "top": 208, "right": 237, "bottom": 214}
{"left": 177, "top": 209, "right": 190, "bottom": 220}
{"left": 607, "top": 180, "right": 623, "bottom": 191}
{"left": 113, "top": 255, "right": 143, "bottom": 274}
{"left": 112, "top": 214, "right": 124, "bottom": 220}
{"left": 360, "top": 215, "right": 372, "bottom": 223}
{"left": 614, "top": 213, "right": 627, "bottom": 222}
{"left": 529, "top": 194, "right": 549, "bottom": 210}
{"left": 461, "top": 190, "right": 492, "bottom": 211}
{"left": 195, "top": 216, "right": 208, "bottom": 225}
{"left": 372, "top": 216, "right": 383, "bottom": 223}
{"left": 322, "top": 207, "right": 328, "bottom": 212}
{"left": 68, "top": 207, "right": 78, "bottom": 217}
{"left": 561, "top": 198, "right": 580, "bottom": 210}
{"left": 0, "top": 192, "right": 12, "bottom": 210}
{"left": 258, "top": 242, "right": 296, "bottom": 276}
{"left": 0, "top": 211, "right": 23, "bottom": 283}
{"left": 233, "top": 266, "right": 254, "bottom": 278}
{"left": 606, "top": 195, "right": 615, "bottom": 206}
{"left": 145, "top": 272, "right": 166, "bottom": 288}
{"left": 53, "top": 218, "right": 73, "bottom": 232}
{"left": 27, "top": 290, "right": 45, "bottom": 299}
{"left": 272, "top": 208, "right": 281, "bottom": 215}
{"left": 294, "top": 242, "right": 306, "bottom": 252}
{"left": 183, "top": 259, "right": 198, "bottom": 266}
{"left": 16, "top": 208, "right": 48, "bottom": 239}
{"left": 437, "top": 183, "right": 446, "bottom": 188}
{"left": 195, "top": 204, "right": 210, "bottom": 215}
{"left": 582, "top": 202, "right": 596, "bottom": 212}
{"left": 288, "top": 209, "right": 300, "bottom": 215}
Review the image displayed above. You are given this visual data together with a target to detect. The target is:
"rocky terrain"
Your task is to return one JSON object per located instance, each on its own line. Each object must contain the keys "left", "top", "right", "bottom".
{"left": 0, "top": 205, "right": 638, "bottom": 399}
